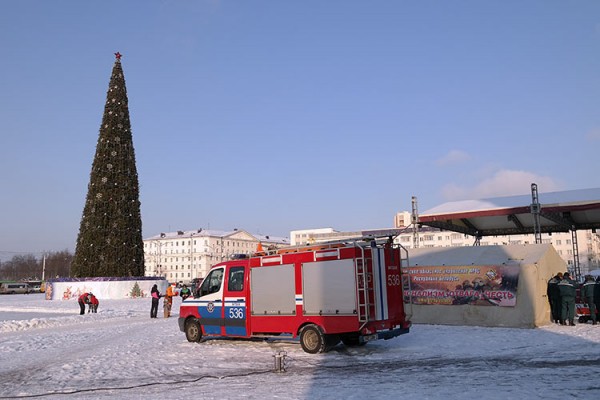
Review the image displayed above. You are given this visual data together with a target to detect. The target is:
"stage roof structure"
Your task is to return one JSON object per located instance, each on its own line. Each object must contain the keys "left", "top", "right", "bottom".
{"left": 418, "top": 187, "right": 600, "bottom": 237}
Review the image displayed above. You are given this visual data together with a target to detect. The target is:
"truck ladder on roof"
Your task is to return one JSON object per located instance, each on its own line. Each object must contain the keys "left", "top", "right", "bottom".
{"left": 356, "top": 257, "right": 369, "bottom": 323}
{"left": 399, "top": 244, "right": 413, "bottom": 321}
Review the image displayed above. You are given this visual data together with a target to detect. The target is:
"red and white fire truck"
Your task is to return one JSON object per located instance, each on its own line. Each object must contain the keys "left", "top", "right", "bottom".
{"left": 178, "top": 235, "right": 412, "bottom": 353}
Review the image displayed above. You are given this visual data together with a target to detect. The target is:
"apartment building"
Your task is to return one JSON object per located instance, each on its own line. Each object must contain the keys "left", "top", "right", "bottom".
{"left": 143, "top": 229, "right": 289, "bottom": 284}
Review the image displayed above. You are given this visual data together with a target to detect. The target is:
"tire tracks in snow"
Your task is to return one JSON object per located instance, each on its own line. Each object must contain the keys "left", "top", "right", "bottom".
{"left": 0, "top": 313, "right": 171, "bottom": 395}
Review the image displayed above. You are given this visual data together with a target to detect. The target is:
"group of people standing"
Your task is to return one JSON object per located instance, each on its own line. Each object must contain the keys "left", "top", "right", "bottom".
{"left": 75, "top": 283, "right": 192, "bottom": 318}
{"left": 150, "top": 284, "right": 191, "bottom": 318}
{"left": 547, "top": 272, "right": 600, "bottom": 326}
{"left": 77, "top": 292, "right": 99, "bottom": 315}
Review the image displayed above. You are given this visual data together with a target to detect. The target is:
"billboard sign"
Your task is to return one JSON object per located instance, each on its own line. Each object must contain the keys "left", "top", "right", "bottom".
{"left": 403, "top": 265, "right": 519, "bottom": 307}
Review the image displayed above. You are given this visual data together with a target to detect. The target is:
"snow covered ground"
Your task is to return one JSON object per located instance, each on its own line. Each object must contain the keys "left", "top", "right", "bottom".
{"left": 1, "top": 294, "right": 599, "bottom": 400}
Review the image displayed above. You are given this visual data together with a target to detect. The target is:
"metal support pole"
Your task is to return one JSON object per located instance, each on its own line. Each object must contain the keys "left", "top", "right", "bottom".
{"left": 571, "top": 228, "right": 581, "bottom": 280}
{"left": 530, "top": 183, "right": 542, "bottom": 244}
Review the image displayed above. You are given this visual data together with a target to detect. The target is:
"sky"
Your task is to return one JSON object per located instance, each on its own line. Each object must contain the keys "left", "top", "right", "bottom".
{"left": 1, "top": 294, "right": 599, "bottom": 399}
{"left": 1, "top": 1, "right": 599, "bottom": 258}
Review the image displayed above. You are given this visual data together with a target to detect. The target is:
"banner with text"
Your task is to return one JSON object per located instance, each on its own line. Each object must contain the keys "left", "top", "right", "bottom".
{"left": 403, "top": 265, "right": 519, "bottom": 306}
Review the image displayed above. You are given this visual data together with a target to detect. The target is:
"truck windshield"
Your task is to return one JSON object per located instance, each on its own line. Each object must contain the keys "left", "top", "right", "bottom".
{"left": 198, "top": 268, "right": 223, "bottom": 297}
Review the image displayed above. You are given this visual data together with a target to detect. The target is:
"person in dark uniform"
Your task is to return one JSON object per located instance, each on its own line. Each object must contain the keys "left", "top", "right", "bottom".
{"left": 558, "top": 272, "right": 577, "bottom": 326}
{"left": 595, "top": 276, "right": 600, "bottom": 323}
{"left": 547, "top": 272, "right": 563, "bottom": 324}
{"left": 581, "top": 275, "right": 597, "bottom": 325}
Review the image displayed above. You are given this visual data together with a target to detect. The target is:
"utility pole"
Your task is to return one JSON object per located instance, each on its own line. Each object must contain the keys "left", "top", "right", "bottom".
{"left": 42, "top": 254, "right": 46, "bottom": 281}
{"left": 411, "top": 196, "right": 419, "bottom": 248}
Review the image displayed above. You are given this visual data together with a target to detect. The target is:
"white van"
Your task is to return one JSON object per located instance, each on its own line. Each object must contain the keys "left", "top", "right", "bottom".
{"left": 0, "top": 282, "right": 31, "bottom": 294}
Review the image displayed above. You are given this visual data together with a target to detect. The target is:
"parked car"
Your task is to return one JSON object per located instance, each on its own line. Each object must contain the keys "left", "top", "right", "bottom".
{"left": 0, "top": 282, "right": 31, "bottom": 294}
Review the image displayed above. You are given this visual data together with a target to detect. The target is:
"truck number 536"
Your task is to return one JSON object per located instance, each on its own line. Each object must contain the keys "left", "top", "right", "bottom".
{"left": 387, "top": 274, "right": 401, "bottom": 286}
{"left": 228, "top": 308, "right": 245, "bottom": 319}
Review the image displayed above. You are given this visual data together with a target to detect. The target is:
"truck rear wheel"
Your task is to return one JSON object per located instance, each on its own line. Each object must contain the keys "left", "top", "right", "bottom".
{"left": 185, "top": 319, "right": 202, "bottom": 343}
{"left": 299, "top": 324, "right": 326, "bottom": 354}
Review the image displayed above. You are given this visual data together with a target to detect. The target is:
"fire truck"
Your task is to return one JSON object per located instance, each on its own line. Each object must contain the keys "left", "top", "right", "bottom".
{"left": 178, "top": 235, "right": 412, "bottom": 353}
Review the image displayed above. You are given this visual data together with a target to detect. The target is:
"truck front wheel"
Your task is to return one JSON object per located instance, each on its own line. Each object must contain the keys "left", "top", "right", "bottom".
{"left": 299, "top": 324, "right": 326, "bottom": 354}
{"left": 185, "top": 319, "right": 202, "bottom": 343}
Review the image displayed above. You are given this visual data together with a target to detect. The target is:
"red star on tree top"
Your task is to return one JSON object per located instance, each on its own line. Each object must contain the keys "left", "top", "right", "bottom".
{"left": 114, "top": 52, "right": 122, "bottom": 60}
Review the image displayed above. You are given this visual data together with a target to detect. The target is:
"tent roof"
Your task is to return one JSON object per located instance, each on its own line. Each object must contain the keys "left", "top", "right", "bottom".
{"left": 418, "top": 188, "right": 600, "bottom": 237}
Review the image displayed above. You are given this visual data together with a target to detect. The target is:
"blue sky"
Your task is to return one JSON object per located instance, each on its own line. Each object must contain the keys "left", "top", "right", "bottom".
{"left": 1, "top": 0, "right": 599, "bottom": 258}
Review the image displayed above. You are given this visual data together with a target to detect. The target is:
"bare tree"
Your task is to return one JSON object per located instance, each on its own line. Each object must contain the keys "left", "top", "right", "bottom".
{"left": 0, "top": 250, "right": 73, "bottom": 281}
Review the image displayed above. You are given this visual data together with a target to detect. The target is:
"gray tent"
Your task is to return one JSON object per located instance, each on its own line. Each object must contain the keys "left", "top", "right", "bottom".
{"left": 403, "top": 244, "right": 566, "bottom": 328}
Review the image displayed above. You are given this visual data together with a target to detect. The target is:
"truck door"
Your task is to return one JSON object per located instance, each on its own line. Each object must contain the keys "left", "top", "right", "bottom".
{"left": 195, "top": 267, "right": 225, "bottom": 335}
{"left": 223, "top": 265, "right": 248, "bottom": 336}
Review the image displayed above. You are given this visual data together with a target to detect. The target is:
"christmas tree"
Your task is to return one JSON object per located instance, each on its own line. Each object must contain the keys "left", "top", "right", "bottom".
{"left": 130, "top": 282, "right": 143, "bottom": 298}
{"left": 71, "top": 53, "right": 145, "bottom": 278}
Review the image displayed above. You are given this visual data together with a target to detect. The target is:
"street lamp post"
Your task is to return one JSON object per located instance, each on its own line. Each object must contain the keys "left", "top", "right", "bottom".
{"left": 190, "top": 231, "right": 198, "bottom": 283}
{"left": 152, "top": 239, "right": 163, "bottom": 277}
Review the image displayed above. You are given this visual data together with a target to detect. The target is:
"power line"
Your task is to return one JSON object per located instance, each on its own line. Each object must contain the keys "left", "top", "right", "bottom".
{"left": 0, "top": 369, "right": 273, "bottom": 399}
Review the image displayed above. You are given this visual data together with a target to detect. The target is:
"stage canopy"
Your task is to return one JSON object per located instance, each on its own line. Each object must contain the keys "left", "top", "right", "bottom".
{"left": 418, "top": 188, "right": 600, "bottom": 237}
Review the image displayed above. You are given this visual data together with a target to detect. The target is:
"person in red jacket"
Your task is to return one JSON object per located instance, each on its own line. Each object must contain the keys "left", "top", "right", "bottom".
{"left": 88, "top": 293, "right": 99, "bottom": 313}
{"left": 78, "top": 292, "right": 90, "bottom": 315}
